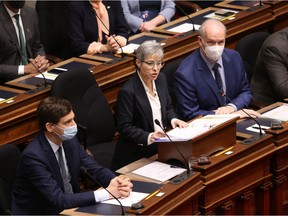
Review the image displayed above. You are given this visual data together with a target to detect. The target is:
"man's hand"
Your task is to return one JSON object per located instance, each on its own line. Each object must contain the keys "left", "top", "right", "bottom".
{"left": 107, "top": 176, "right": 133, "bottom": 199}
{"left": 215, "top": 105, "right": 235, "bottom": 115}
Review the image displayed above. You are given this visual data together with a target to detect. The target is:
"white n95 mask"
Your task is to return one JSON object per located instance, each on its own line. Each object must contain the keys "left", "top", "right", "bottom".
{"left": 205, "top": 45, "right": 224, "bottom": 62}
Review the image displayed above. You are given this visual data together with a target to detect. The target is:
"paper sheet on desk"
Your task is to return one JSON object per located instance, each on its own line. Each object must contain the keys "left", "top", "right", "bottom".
{"left": 35, "top": 71, "right": 58, "bottom": 81}
{"left": 101, "top": 191, "right": 148, "bottom": 207}
{"left": 132, "top": 161, "right": 186, "bottom": 182}
{"left": 261, "top": 104, "right": 288, "bottom": 122}
{"left": 246, "top": 124, "right": 270, "bottom": 134}
{"left": 117, "top": 43, "right": 139, "bottom": 54}
{"left": 167, "top": 23, "right": 200, "bottom": 33}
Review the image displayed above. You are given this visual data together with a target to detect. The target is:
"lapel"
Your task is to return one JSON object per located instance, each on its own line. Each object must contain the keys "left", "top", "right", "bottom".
{"left": 133, "top": 73, "right": 154, "bottom": 130}
{"left": 0, "top": 4, "right": 19, "bottom": 47}
{"left": 222, "top": 50, "right": 232, "bottom": 99}
{"left": 39, "top": 133, "right": 64, "bottom": 187}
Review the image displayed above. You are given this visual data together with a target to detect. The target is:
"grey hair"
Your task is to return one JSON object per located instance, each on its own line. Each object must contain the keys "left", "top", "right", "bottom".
{"left": 135, "top": 40, "right": 164, "bottom": 62}
{"left": 198, "top": 18, "right": 227, "bottom": 38}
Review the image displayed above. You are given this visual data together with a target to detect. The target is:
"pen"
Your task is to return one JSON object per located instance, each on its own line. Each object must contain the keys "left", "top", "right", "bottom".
{"left": 0, "top": 96, "right": 16, "bottom": 105}
{"left": 212, "top": 146, "right": 234, "bottom": 157}
{"left": 144, "top": 189, "right": 160, "bottom": 200}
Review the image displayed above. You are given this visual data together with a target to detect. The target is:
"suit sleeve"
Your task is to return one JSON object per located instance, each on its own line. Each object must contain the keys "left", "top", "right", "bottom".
{"left": 159, "top": 0, "right": 175, "bottom": 22}
{"left": 110, "top": 0, "right": 129, "bottom": 40}
{"left": 174, "top": 68, "right": 214, "bottom": 121}
{"left": 226, "top": 52, "right": 252, "bottom": 110}
{"left": 120, "top": 0, "right": 142, "bottom": 33}
{"left": 261, "top": 45, "right": 288, "bottom": 99}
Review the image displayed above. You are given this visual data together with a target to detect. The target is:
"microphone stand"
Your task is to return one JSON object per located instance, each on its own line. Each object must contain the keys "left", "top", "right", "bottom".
{"left": 223, "top": 94, "right": 268, "bottom": 144}
{"left": 154, "top": 119, "right": 193, "bottom": 184}
{"left": 172, "top": 0, "right": 196, "bottom": 38}
{"left": 80, "top": 166, "right": 125, "bottom": 215}
{"left": 91, "top": 8, "right": 126, "bottom": 64}
{"left": 9, "top": 39, "right": 49, "bottom": 93}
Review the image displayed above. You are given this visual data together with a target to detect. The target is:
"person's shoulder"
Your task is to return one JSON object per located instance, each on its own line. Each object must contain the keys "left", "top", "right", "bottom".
{"left": 177, "top": 49, "right": 200, "bottom": 71}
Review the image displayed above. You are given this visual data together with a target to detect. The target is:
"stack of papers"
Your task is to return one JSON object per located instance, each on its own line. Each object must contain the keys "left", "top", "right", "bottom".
{"left": 156, "top": 114, "right": 238, "bottom": 142}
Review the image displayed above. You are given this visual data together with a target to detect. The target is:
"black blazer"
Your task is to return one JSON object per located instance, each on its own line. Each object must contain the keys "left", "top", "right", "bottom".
{"left": 112, "top": 72, "right": 177, "bottom": 170}
{"left": 0, "top": 2, "right": 45, "bottom": 83}
{"left": 67, "top": 0, "right": 129, "bottom": 56}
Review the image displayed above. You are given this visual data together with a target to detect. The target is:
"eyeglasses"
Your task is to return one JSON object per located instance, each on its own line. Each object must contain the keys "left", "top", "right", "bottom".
{"left": 142, "top": 61, "right": 165, "bottom": 69}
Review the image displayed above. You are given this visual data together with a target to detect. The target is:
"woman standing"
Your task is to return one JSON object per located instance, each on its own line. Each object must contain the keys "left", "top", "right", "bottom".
{"left": 112, "top": 40, "right": 187, "bottom": 171}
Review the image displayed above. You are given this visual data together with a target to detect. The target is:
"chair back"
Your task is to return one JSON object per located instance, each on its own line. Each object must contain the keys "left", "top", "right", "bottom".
{"left": 0, "top": 144, "right": 21, "bottom": 215}
{"left": 50, "top": 69, "right": 115, "bottom": 146}
{"left": 161, "top": 57, "right": 185, "bottom": 108}
{"left": 235, "top": 32, "right": 270, "bottom": 83}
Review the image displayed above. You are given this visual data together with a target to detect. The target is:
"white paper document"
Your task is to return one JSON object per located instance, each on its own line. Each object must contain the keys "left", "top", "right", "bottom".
{"left": 132, "top": 161, "right": 186, "bottom": 182}
{"left": 261, "top": 104, "right": 288, "bottom": 122}
{"left": 167, "top": 23, "right": 200, "bottom": 33}
{"left": 246, "top": 124, "right": 270, "bottom": 134}
{"left": 117, "top": 43, "right": 139, "bottom": 54}
{"left": 101, "top": 191, "right": 148, "bottom": 207}
{"left": 155, "top": 114, "right": 238, "bottom": 142}
{"left": 35, "top": 71, "right": 58, "bottom": 81}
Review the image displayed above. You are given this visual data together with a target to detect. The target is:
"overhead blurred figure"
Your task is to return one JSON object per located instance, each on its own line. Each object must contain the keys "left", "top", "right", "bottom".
{"left": 0, "top": 0, "right": 49, "bottom": 84}
{"left": 121, "top": 0, "right": 175, "bottom": 35}
{"left": 67, "top": 0, "right": 129, "bottom": 56}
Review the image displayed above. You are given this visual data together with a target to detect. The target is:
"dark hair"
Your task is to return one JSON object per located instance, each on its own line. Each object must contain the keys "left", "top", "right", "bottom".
{"left": 37, "top": 96, "right": 72, "bottom": 131}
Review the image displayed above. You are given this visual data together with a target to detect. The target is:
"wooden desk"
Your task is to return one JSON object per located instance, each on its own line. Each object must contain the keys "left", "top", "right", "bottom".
{"left": 0, "top": 88, "right": 50, "bottom": 146}
{"left": 237, "top": 102, "right": 288, "bottom": 214}
{"left": 194, "top": 134, "right": 275, "bottom": 215}
{"left": 63, "top": 160, "right": 204, "bottom": 215}
{"left": 216, "top": 0, "right": 288, "bottom": 32}
{"left": 152, "top": 5, "right": 274, "bottom": 49}
{"left": 6, "top": 57, "right": 102, "bottom": 90}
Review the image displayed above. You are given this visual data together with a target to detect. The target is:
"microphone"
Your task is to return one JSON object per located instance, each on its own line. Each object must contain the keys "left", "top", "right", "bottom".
{"left": 221, "top": 94, "right": 266, "bottom": 144}
{"left": 9, "top": 39, "right": 49, "bottom": 92}
{"left": 91, "top": 8, "right": 125, "bottom": 59}
{"left": 172, "top": 0, "right": 196, "bottom": 32}
{"left": 80, "top": 166, "right": 125, "bottom": 215}
{"left": 154, "top": 119, "right": 192, "bottom": 183}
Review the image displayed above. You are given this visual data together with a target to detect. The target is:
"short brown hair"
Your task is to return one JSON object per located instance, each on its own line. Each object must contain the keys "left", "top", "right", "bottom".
{"left": 37, "top": 96, "right": 73, "bottom": 131}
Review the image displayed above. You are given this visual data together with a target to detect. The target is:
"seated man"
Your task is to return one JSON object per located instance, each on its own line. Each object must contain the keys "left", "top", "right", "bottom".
{"left": 251, "top": 27, "right": 288, "bottom": 105}
{"left": 0, "top": 0, "right": 49, "bottom": 84}
{"left": 12, "top": 96, "right": 132, "bottom": 215}
{"left": 174, "top": 18, "right": 259, "bottom": 121}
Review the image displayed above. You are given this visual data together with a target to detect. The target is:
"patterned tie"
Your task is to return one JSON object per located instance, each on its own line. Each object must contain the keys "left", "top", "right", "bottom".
{"left": 57, "top": 146, "right": 73, "bottom": 193}
{"left": 13, "top": 14, "right": 28, "bottom": 65}
{"left": 212, "top": 63, "right": 224, "bottom": 95}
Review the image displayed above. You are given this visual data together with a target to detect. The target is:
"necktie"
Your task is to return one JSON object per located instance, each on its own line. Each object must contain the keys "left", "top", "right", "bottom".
{"left": 212, "top": 63, "right": 224, "bottom": 95}
{"left": 14, "top": 14, "right": 28, "bottom": 65}
{"left": 57, "top": 146, "right": 73, "bottom": 193}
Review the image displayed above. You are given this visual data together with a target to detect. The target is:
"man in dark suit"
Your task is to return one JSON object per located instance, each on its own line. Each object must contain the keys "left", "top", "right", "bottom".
{"left": 0, "top": 0, "right": 49, "bottom": 84}
{"left": 174, "top": 18, "right": 259, "bottom": 121}
{"left": 251, "top": 27, "right": 288, "bottom": 105}
{"left": 12, "top": 96, "right": 132, "bottom": 215}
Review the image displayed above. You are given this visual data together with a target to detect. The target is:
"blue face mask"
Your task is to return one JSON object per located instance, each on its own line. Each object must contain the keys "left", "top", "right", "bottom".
{"left": 54, "top": 124, "right": 78, "bottom": 140}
